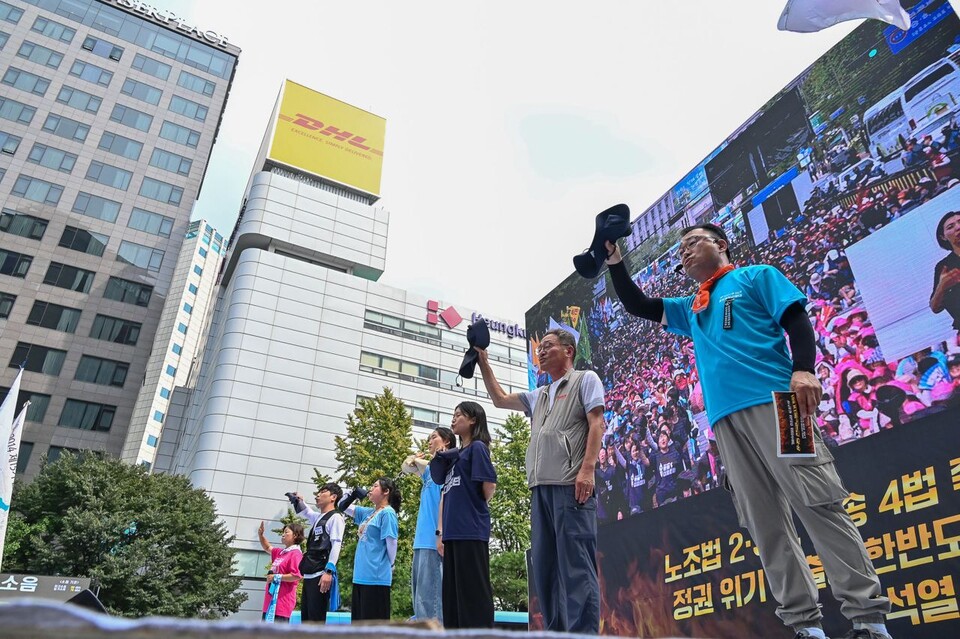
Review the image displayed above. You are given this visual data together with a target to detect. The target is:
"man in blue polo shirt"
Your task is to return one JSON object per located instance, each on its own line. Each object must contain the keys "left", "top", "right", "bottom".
{"left": 605, "top": 224, "right": 891, "bottom": 639}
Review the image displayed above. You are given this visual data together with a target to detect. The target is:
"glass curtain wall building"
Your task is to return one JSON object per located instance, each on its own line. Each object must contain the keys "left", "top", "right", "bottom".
{"left": 0, "top": 0, "right": 240, "bottom": 476}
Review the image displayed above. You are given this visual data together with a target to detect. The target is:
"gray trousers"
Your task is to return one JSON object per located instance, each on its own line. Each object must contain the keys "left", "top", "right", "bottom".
{"left": 715, "top": 402, "right": 890, "bottom": 629}
{"left": 530, "top": 484, "right": 600, "bottom": 634}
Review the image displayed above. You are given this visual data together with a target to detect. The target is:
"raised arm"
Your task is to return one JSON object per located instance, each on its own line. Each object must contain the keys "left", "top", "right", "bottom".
{"left": 257, "top": 521, "right": 272, "bottom": 553}
{"left": 605, "top": 241, "right": 666, "bottom": 324}
{"left": 475, "top": 348, "right": 528, "bottom": 411}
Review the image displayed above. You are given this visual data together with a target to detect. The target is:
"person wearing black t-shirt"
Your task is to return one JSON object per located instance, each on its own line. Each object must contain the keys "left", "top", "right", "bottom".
{"left": 931, "top": 211, "right": 960, "bottom": 332}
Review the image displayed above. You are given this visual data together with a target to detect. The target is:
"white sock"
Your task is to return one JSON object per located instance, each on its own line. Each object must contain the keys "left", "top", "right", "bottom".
{"left": 854, "top": 621, "right": 890, "bottom": 636}
{"left": 800, "top": 628, "right": 827, "bottom": 639}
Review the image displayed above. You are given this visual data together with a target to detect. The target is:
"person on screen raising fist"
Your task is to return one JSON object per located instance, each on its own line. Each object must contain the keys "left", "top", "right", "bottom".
{"left": 604, "top": 225, "right": 891, "bottom": 639}
{"left": 475, "top": 329, "right": 605, "bottom": 634}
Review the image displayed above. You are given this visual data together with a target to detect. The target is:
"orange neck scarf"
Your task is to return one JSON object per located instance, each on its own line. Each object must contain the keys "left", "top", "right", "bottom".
{"left": 692, "top": 264, "right": 735, "bottom": 314}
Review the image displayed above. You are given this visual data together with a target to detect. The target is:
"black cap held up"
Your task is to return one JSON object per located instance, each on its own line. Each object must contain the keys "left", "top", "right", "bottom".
{"left": 458, "top": 319, "right": 491, "bottom": 380}
{"left": 573, "top": 203, "right": 631, "bottom": 279}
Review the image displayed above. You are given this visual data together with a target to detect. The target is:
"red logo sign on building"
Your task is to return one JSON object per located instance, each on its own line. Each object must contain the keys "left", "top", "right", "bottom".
{"left": 426, "top": 301, "right": 463, "bottom": 329}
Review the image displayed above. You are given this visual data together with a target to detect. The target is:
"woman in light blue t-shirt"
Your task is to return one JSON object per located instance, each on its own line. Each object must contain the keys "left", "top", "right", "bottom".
{"left": 402, "top": 426, "right": 456, "bottom": 622}
{"left": 340, "top": 477, "right": 401, "bottom": 621}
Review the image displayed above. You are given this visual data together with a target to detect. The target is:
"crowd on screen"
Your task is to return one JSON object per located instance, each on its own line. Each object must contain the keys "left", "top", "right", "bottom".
{"left": 581, "top": 126, "right": 960, "bottom": 524}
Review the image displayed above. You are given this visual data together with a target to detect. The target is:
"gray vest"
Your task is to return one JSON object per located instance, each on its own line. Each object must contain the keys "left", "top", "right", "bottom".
{"left": 526, "top": 369, "right": 589, "bottom": 488}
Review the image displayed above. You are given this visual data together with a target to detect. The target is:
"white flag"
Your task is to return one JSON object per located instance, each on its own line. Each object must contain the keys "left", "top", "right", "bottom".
{"left": 778, "top": 0, "right": 911, "bottom": 33}
{"left": 0, "top": 368, "right": 28, "bottom": 570}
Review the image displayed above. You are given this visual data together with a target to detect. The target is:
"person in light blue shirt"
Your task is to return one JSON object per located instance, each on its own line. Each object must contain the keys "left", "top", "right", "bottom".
{"left": 339, "top": 477, "right": 400, "bottom": 621}
{"left": 605, "top": 225, "right": 892, "bottom": 639}
{"left": 401, "top": 426, "right": 456, "bottom": 622}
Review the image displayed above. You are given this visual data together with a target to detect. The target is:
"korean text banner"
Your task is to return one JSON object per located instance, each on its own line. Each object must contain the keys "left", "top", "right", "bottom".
{"left": 268, "top": 80, "right": 386, "bottom": 197}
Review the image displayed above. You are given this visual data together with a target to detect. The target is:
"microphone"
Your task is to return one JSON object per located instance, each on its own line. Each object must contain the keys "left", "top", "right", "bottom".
{"left": 673, "top": 263, "right": 684, "bottom": 274}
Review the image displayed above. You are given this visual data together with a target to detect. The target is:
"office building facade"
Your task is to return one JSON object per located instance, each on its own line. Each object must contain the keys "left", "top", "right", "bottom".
{"left": 0, "top": 0, "right": 239, "bottom": 476}
{"left": 122, "top": 218, "right": 224, "bottom": 468}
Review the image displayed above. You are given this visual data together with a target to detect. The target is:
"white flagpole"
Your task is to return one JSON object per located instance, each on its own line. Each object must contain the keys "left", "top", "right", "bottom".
{"left": 0, "top": 367, "right": 27, "bottom": 571}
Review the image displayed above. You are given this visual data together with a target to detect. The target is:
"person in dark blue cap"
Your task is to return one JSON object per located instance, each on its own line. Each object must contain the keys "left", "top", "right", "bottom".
{"left": 573, "top": 203, "right": 632, "bottom": 279}
{"left": 458, "top": 319, "right": 490, "bottom": 381}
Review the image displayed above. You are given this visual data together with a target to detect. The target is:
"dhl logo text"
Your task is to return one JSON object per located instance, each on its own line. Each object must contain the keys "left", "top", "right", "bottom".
{"left": 279, "top": 113, "right": 383, "bottom": 156}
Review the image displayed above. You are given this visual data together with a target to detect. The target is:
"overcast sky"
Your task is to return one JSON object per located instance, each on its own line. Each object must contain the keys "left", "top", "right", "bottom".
{"left": 160, "top": 1, "right": 866, "bottom": 322}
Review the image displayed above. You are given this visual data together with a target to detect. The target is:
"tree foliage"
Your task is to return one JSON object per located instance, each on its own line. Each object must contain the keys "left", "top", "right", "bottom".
{"left": 488, "top": 412, "right": 531, "bottom": 611}
{"left": 2, "top": 452, "right": 245, "bottom": 618}
{"left": 489, "top": 413, "right": 531, "bottom": 554}
{"left": 332, "top": 387, "right": 420, "bottom": 619}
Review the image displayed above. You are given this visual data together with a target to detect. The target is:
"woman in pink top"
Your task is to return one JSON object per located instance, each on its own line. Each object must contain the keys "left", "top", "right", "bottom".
{"left": 257, "top": 521, "right": 305, "bottom": 622}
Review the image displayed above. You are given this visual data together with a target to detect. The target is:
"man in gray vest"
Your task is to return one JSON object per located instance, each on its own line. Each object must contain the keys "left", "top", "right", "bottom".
{"left": 476, "top": 328, "right": 605, "bottom": 633}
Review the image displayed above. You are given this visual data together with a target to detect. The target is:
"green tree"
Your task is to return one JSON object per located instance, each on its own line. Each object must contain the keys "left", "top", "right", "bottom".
{"left": 489, "top": 412, "right": 532, "bottom": 611}
{"left": 332, "top": 387, "right": 420, "bottom": 619}
{"left": 2, "top": 452, "right": 245, "bottom": 618}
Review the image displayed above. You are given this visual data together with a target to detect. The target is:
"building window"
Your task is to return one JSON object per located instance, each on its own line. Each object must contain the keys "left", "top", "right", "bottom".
{"left": 139, "top": 177, "right": 183, "bottom": 206}
{"left": 72, "top": 192, "right": 120, "bottom": 223}
{"left": 75, "top": 355, "right": 128, "bottom": 387}
{"left": 165, "top": 364, "right": 176, "bottom": 376}
{"left": 177, "top": 322, "right": 187, "bottom": 334}
{"left": 1, "top": 130, "right": 21, "bottom": 154}
{"left": 17, "top": 41, "right": 63, "bottom": 68}
{"left": 10, "top": 342, "right": 67, "bottom": 376}
{"left": 159, "top": 387, "right": 170, "bottom": 399}
{"left": 127, "top": 208, "right": 173, "bottom": 238}
{"left": 109, "top": 103, "right": 152, "bottom": 132}
{"left": 15, "top": 441, "right": 32, "bottom": 474}
{"left": 2, "top": 67, "right": 51, "bottom": 96}
{"left": 193, "top": 265, "right": 203, "bottom": 276}
{"left": 182, "top": 303, "right": 192, "bottom": 314}
{"left": 58, "top": 399, "right": 115, "bottom": 432}
{"left": 188, "top": 284, "right": 198, "bottom": 295}
{"left": 30, "top": 16, "right": 75, "bottom": 43}
{"left": 81, "top": 35, "right": 123, "bottom": 61}
{"left": 26, "top": 300, "right": 81, "bottom": 333}
{"left": 12, "top": 174, "right": 64, "bottom": 205}
{"left": 47, "top": 445, "right": 82, "bottom": 462}
{"left": 168, "top": 95, "right": 207, "bottom": 122}
{"left": 177, "top": 70, "right": 215, "bottom": 96}
{"left": 42, "top": 114, "right": 89, "bottom": 142}
{"left": 43, "top": 262, "right": 95, "bottom": 293}
{"left": 0, "top": 2, "right": 24, "bottom": 24}
{"left": 172, "top": 343, "right": 182, "bottom": 354}
{"left": 0, "top": 388, "right": 51, "bottom": 423}
{"left": 121, "top": 78, "right": 162, "bottom": 105}
{"left": 85, "top": 161, "right": 132, "bottom": 191}
{"left": 0, "top": 97, "right": 36, "bottom": 124}
{"left": 153, "top": 411, "right": 164, "bottom": 423}
{"left": 131, "top": 53, "right": 170, "bottom": 80}
{"left": 0, "top": 291, "right": 15, "bottom": 318}
{"left": 27, "top": 143, "right": 77, "bottom": 173}
{"left": 0, "top": 31, "right": 7, "bottom": 49}
{"left": 0, "top": 209, "right": 48, "bottom": 240}
{"left": 104, "top": 277, "right": 152, "bottom": 307}
{"left": 69, "top": 60, "right": 113, "bottom": 87}
{"left": 98, "top": 132, "right": 142, "bottom": 160}
{"left": 148, "top": 148, "right": 192, "bottom": 176}
{"left": 56, "top": 85, "right": 101, "bottom": 114}
{"left": 147, "top": 435, "right": 158, "bottom": 447}
{"left": 0, "top": 249, "right": 32, "bottom": 278}
{"left": 159, "top": 120, "right": 199, "bottom": 148}
{"left": 198, "top": 247, "right": 207, "bottom": 258}
{"left": 117, "top": 240, "right": 164, "bottom": 272}
{"left": 59, "top": 226, "right": 108, "bottom": 257}
{"left": 89, "top": 314, "right": 140, "bottom": 346}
